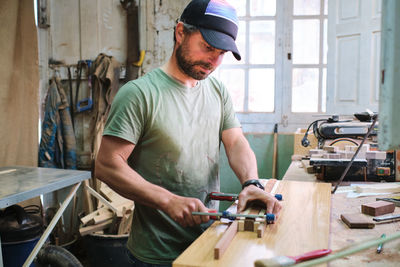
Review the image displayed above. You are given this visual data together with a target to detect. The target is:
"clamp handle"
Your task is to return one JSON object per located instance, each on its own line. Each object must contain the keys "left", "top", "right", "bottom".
{"left": 265, "top": 213, "right": 275, "bottom": 223}
{"left": 76, "top": 98, "right": 93, "bottom": 112}
{"left": 208, "top": 209, "right": 218, "bottom": 220}
{"left": 209, "top": 192, "right": 236, "bottom": 201}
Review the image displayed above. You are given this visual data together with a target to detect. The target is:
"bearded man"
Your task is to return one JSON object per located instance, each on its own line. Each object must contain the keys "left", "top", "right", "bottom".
{"left": 95, "top": 1, "right": 281, "bottom": 266}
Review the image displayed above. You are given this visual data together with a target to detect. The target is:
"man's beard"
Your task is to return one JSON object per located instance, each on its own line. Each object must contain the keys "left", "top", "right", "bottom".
{"left": 175, "top": 43, "right": 215, "bottom": 80}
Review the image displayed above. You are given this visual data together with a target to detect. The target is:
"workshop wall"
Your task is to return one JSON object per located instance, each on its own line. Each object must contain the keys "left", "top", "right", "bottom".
{"left": 40, "top": 0, "right": 294, "bottom": 190}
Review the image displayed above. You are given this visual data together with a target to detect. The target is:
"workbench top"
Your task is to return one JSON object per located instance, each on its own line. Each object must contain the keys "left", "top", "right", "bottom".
{"left": 283, "top": 161, "right": 400, "bottom": 266}
{"left": 0, "top": 166, "right": 91, "bottom": 208}
{"left": 174, "top": 180, "right": 331, "bottom": 267}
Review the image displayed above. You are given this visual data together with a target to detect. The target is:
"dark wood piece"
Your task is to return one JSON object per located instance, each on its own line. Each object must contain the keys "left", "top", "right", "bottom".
{"left": 341, "top": 213, "right": 375, "bottom": 229}
{"left": 361, "top": 201, "right": 395, "bottom": 216}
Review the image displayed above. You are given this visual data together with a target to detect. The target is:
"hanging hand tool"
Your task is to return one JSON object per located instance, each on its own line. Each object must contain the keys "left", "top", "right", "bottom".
{"left": 75, "top": 60, "right": 93, "bottom": 113}
{"left": 67, "top": 66, "right": 74, "bottom": 128}
{"left": 192, "top": 210, "right": 275, "bottom": 223}
{"left": 208, "top": 192, "right": 283, "bottom": 202}
{"left": 373, "top": 214, "right": 400, "bottom": 222}
{"left": 376, "top": 196, "right": 400, "bottom": 207}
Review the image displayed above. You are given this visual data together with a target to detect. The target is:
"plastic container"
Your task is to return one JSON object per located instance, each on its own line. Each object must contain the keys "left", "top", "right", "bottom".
{"left": 84, "top": 233, "right": 130, "bottom": 267}
{"left": 0, "top": 205, "right": 43, "bottom": 267}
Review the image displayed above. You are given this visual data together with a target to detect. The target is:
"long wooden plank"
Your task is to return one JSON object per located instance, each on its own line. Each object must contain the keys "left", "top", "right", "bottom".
{"left": 173, "top": 181, "right": 331, "bottom": 267}
{"left": 214, "top": 221, "right": 238, "bottom": 259}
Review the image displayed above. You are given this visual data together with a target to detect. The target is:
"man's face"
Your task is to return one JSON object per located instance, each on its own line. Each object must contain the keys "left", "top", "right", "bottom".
{"left": 175, "top": 31, "right": 226, "bottom": 80}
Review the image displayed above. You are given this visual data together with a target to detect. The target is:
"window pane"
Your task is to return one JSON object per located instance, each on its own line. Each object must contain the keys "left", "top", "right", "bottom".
{"left": 249, "top": 69, "right": 274, "bottom": 112}
{"left": 224, "top": 21, "right": 246, "bottom": 64}
{"left": 293, "top": 20, "right": 319, "bottom": 64}
{"left": 292, "top": 68, "right": 319, "bottom": 112}
{"left": 219, "top": 69, "right": 245, "bottom": 112}
{"left": 324, "top": 0, "right": 328, "bottom": 15}
{"left": 323, "top": 19, "right": 327, "bottom": 64}
{"left": 230, "top": 0, "right": 246, "bottom": 17}
{"left": 322, "top": 68, "right": 326, "bottom": 112}
{"left": 250, "top": 0, "right": 276, "bottom": 16}
{"left": 249, "top": 21, "right": 275, "bottom": 64}
{"left": 293, "top": 0, "right": 320, "bottom": 15}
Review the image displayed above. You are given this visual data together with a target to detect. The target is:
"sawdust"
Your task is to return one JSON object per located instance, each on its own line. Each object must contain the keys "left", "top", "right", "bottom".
{"left": 363, "top": 250, "right": 400, "bottom": 263}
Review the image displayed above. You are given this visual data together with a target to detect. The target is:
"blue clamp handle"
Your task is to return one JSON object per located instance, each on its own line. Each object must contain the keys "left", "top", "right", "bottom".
{"left": 266, "top": 213, "right": 275, "bottom": 223}
{"left": 274, "top": 194, "right": 283, "bottom": 201}
{"left": 222, "top": 210, "right": 236, "bottom": 220}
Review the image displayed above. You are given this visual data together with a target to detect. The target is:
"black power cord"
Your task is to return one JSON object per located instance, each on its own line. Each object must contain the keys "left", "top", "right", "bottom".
{"left": 331, "top": 115, "right": 378, "bottom": 194}
{"left": 301, "top": 119, "right": 333, "bottom": 147}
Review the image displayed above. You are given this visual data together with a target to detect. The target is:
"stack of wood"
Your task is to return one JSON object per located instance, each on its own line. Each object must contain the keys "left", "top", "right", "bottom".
{"left": 79, "top": 182, "right": 134, "bottom": 236}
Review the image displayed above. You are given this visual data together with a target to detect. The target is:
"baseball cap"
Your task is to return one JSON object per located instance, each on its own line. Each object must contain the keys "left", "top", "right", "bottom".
{"left": 180, "top": 0, "right": 241, "bottom": 61}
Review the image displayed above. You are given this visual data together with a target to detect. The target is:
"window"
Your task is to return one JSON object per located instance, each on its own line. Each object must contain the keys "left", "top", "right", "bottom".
{"left": 212, "top": 0, "right": 328, "bottom": 132}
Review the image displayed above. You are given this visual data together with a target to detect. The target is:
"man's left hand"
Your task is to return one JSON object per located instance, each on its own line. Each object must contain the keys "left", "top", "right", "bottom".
{"left": 236, "top": 186, "right": 282, "bottom": 220}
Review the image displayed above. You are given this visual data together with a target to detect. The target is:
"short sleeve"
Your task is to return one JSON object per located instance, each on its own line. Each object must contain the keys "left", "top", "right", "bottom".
{"left": 219, "top": 82, "right": 241, "bottom": 131}
{"left": 103, "top": 82, "right": 146, "bottom": 145}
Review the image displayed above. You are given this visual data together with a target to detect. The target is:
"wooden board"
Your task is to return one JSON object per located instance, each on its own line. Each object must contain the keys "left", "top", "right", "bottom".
{"left": 361, "top": 201, "right": 395, "bottom": 216}
{"left": 214, "top": 221, "right": 238, "bottom": 260}
{"left": 173, "top": 181, "right": 331, "bottom": 267}
{"left": 0, "top": 0, "right": 39, "bottom": 168}
{"left": 341, "top": 213, "right": 375, "bottom": 229}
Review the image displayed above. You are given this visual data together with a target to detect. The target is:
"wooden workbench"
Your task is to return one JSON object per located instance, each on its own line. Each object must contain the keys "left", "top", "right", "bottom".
{"left": 283, "top": 161, "right": 400, "bottom": 266}
{"left": 174, "top": 180, "right": 331, "bottom": 267}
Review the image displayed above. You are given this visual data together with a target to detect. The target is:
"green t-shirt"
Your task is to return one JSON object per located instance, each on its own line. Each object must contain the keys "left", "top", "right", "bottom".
{"left": 103, "top": 68, "right": 240, "bottom": 264}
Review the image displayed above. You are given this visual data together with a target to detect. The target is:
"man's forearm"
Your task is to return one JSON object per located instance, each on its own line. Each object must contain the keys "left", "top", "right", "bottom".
{"left": 95, "top": 156, "right": 174, "bottom": 211}
{"left": 95, "top": 155, "right": 211, "bottom": 227}
{"left": 225, "top": 135, "right": 259, "bottom": 184}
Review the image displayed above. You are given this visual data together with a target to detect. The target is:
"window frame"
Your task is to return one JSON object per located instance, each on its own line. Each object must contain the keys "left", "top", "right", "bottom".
{"left": 214, "top": 0, "right": 329, "bottom": 133}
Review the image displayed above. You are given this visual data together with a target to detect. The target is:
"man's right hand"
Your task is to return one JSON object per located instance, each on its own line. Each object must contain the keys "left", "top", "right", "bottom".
{"left": 164, "top": 195, "right": 211, "bottom": 227}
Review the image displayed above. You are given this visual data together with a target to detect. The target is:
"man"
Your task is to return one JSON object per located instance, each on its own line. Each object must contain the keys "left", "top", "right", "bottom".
{"left": 95, "top": 0, "right": 282, "bottom": 266}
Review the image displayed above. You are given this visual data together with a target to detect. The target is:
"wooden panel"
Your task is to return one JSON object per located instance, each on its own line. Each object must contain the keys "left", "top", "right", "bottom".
{"left": 372, "top": 0, "right": 382, "bottom": 18}
{"left": 338, "top": 0, "right": 360, "bottom": 21}
{"left": 0, "top": 0, "right": 38, "bottom": 167}
{"left": 50, "top": 0, "right": 80, "bottom": 64}
{"left": 97, "top": 0, "right": 127, "bottom": 64}
{"left": 327, "top": 0, "right": 380, "bottom": 115}
{"left": 371, "top": 31, "right": 381, "bottom": 103}
{"left": 173, "top": 181, "right": 331, "bottom": 267}
{"left": 80, "top": 0, "right": 99, "bottom": 60}
{"left": 336, "top": 35, "right": 360, "bottom": 102}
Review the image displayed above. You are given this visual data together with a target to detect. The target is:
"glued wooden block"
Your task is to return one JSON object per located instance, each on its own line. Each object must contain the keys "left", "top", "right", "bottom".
{"left": 323, "top": 146, "right": 338, "bottom": 153}
{"left": 361, "top": 201, "right": 395, "bottom": 216}
{"left": 341, "top": 213, "right": 375, "bottom": 229}
{"left": 214, "top": 221, "right": 238, "bottom": 260}
{"left": 254, "top": 221, "right": 260, "bottom": 233}
{"left": 244, "top": 219, "right": 254, "bottom": 231}
{"left": 238, "top": 220, "right": 244, "bottom": 231}
{"left": 257, "top": 223, "right": 266, "bottom": 238}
